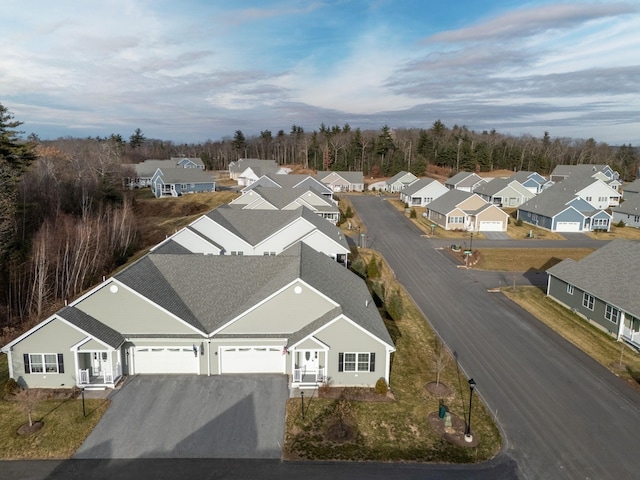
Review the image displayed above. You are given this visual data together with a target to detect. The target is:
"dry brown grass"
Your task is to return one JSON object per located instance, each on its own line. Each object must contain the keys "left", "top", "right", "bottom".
{"left": 584, "top": 225, "right": 640, "bottom": 240}
{"left": 133, "top": 190, "right": 239, "bottom": 248}
{"left": 283, "top": 249, "right": 501, "bottom": 462}
{"left": 502, "top": 287, "right": 640, "bottom": 392}
{"left": 473, "top": 248, "right": 594, "bottom": 272}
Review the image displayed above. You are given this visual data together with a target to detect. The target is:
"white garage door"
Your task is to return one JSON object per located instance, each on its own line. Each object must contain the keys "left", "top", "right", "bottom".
{"left": 220, "top": 346, "right": 284, "bottom": 374}
{"left": 479, "top": 221, "right": 504, "bottom": 232}
{"left": 134, "top": 347, "right": 199, "bottom": 374}
{"left": 556, "top": 222, "right": 581, "bottom": 232}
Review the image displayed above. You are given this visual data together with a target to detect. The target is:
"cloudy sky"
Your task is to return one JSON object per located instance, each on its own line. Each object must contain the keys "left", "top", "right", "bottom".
{"left": 2, "top": 0, "right": 639, "bottom": 144}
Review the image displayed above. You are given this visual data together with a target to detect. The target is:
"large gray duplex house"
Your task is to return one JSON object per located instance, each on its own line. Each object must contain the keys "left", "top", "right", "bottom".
{"left": 546, "top": 239, "right": 640, "bottom": 349}
{"left": 2, "top": 243, "right": 394, "bottom": 390}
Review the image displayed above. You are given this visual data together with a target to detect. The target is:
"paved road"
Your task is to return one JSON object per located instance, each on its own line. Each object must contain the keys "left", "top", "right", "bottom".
{"left": 350, "top": 195, "right": 640, "bottom": 480}
{"left": 74, "top": 374, "right": 288, "bottom": 459}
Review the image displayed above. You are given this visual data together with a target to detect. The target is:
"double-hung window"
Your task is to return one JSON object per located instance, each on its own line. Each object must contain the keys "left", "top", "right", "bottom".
{"left": 582, "top": 293, "right": 595, "bottom": 310}
{"left": 566, "top": 284, "right": 574, "bottom": 295}
{"left": 605, "top": 305, "right": 620, "bottom": 324}
{"left": 25, "top": 353, "right": 63, "bottom": 374}
{"left": 339, "top": 352, "right": 375, "bottom": 372}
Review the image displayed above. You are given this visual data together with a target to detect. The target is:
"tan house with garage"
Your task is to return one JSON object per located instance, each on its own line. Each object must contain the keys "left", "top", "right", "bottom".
{"left": 424, "top": 190, "right": 509, "bottom": 232}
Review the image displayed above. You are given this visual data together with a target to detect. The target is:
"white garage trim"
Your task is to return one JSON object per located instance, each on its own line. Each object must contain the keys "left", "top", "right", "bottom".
{"left": 219, "top": 346, "right": 285, "bottom": 374}
{"left": 555, "top": 221, "right": 581, "bottom": 232}
{"left": 133, "top": 346, "right": 199, "bottom": 374}
{"left": 479, "top": 221, "right": 504, "bottom": 232}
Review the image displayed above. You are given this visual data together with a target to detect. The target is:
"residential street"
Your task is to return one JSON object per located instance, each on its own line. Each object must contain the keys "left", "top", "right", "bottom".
{"left": 350, "top": 195, "right": 640, "bottom": 480}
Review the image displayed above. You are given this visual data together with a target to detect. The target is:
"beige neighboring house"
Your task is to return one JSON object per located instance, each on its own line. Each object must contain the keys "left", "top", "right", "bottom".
{"left": 424, "top": 190, "right": 509, "bottom": 232}
{"left": 316, "top": 171, "right": 364, "bottom": 192}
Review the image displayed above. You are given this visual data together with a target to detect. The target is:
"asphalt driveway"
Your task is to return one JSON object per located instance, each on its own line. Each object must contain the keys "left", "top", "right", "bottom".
{"left": 74, "top": 374, "right": 289, "bottom": 459}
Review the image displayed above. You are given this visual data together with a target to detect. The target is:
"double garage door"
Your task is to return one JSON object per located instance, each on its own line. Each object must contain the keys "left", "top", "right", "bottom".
{"left": 220, "top": 346, "right": 284, "bottom": 374}
{"left": 133, "top": 346, "right": 199, "bottom": 374}
{"left": 478, "top": 221, "right": 504, "bottom": 232}
{"left": 555, "top": 221, "right": 581, "bottom": 232}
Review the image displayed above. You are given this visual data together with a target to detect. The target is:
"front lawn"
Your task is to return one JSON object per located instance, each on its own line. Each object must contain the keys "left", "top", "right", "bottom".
{"left": 473, "top": 248, "right": 595, "bottom": 272}
{"left": 0, "top": 355, "right": 109, "bottom": 459}
{"left": 502, "top": 286, "right": 640, "bottom": 391}
{"left": 283, "top": 250, "right": 502, "bottom": 462}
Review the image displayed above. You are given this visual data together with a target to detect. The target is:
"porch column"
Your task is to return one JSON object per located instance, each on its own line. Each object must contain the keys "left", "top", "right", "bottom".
{"left": 617, "top": 312, "right": 626, "bottom": 340}
{"left": 73, "top": 349, "right": 79, "bottom": 386}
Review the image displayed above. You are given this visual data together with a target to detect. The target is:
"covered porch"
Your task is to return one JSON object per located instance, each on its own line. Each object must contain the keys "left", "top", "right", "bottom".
{"left": 73, "top": 340, "right": 123, "bottom": 388}
{"left": 291, "top": 348, "right": 327, "bottom": 389}
{"left": 621, "top": 314, "right": 640, "bottom": 350}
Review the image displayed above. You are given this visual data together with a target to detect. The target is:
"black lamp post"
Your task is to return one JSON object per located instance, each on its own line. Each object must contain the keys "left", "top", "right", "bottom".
{"left": 469, "top": 232, "right": 474, "bottom": 252}
{"left": 301, "top": 391, "right": 305, "bottom": 419}
{"left": 465, "top": 378, "right": 476, "bottom": 442}
{"left": 81, "top": 387, "right": 86, "bottom": 418}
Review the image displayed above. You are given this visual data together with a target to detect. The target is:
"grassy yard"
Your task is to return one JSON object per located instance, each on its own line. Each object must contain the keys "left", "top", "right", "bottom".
{"left": 0, "top": 355, "right": 109, "bottom": 459}
{"left": 584, "top": 224, "right": 640, "bottom": 240}
{"left": 473, "top": 248, "right": 595, "bottom": 272}
{"left": 502, "top": 286, "right": 640, "bottom": 392}
{"left": 133, "top": 190, "right": 240, "bottom": 248}
{"left": 283, "top": 249, "right": 501, "bottom": 462}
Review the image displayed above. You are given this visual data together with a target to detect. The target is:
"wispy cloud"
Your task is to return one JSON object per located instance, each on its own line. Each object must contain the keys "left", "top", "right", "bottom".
{"left": 1, "top": 1, "right": 639, "bottom": 144}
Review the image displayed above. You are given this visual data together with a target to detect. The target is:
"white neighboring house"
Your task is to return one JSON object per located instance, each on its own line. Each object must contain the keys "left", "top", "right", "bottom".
{"left": 152, "top": 206, "right": 351, "bottom": 264}
{"left": 229, "top": 186, "right": 340, "bottom": 224}
{"left": 444, "top": 172, "right": 487, "bottom": 192}
{"left": 400, "top": 178, "right": 448, "bottom": 207}
{"left": 384, "top": 171, "right": 418, "bottom": 193}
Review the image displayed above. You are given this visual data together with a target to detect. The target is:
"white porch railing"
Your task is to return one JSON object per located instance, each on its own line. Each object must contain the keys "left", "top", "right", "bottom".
{"left": 293, "top": 367, "right": 325, "bottom": 384}
{"left": 623, "top": 327, "right": 640, "bottom": 346}
{"left": 79, "top": 369, "right": 90, "bottom": 384}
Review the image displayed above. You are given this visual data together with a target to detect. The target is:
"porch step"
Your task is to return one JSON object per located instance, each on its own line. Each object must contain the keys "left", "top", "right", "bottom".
{"left": 297, "top": 383, "right": 320, "bottom": 390}
{"left": 82, "top": 386, "right": 107, "bottom": 391}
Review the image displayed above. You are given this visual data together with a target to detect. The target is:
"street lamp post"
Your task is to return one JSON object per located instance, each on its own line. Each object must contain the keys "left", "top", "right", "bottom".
{"left": 469, "top": 232, "right": 473, "bottom": 252}
{"left": 301, "top": 391, "right": 305, "bottom": 419}
{"left": 465, "top": 378, "right": 476, "bottom": 442}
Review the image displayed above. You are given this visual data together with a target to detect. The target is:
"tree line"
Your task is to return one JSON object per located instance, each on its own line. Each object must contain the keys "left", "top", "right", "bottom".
{"left": 1, "top": 102, "right": 638, "bottom": 340}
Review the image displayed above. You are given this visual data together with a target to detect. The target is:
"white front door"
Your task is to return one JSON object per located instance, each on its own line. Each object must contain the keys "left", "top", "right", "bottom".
{"left": 302, "top": 351, "right": 318, "bottom": 372}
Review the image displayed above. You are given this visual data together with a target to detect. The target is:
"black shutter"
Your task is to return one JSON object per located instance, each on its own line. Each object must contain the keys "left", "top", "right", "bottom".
{"left": 338, "top": 352, "right": 344, "bottom": 372}
{"left": 57, "top": 353, "right": 65, "bottom": 374}
{"left": 369, "top": 352, "right": 376, "bottom": 372}
{"left": 24, "top": 354, "right": 30, "bottom": 374}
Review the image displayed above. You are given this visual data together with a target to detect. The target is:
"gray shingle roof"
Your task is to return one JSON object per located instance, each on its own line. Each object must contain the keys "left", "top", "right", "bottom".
{"left": 229, "top": 159, "right": 278, "bottom": 174}
{"left": 518, "top": 175, "right": 598, "bottom": 217}
{"left": 241, "top": 186, "right": 338, "bottom": 212}
{"left": 547, "top": 239, "right": 640, "bottom": 317}
{"left": 58, "top": 306, "right": 124, "bottom": 348}
{"left": 473, "top": 178, "right": 512, "bottom": 196}
{"left": 401, "top": 177, "right": 440, "bottom": 196}
{"left": 316, "top": 171, "right": 364, "bottom": 184}
{"left": 445, "top": 171, "right": 481, "bottom": 187}
{"left": 152, "top": 239, "right": 194, "bottom": 254}
{"left": 623, "top": 178, "right": 640, "bottom": 195}
{"left": 426, "top": 190, "right": 475, "bottom": 214}
{"left": 156, "top": 168, "right": 214, "bottom": 184}
{"left": 612, "top": 194, "right": 640, "bottom": 215}
{"left": 385, "top": 171, "right": 416, "bottom": 185}
{"left": 550, "top": 164, "right": 612, "bottom": 178}
{"left": 114, "top": 257, "right": 206, "bottom": 332}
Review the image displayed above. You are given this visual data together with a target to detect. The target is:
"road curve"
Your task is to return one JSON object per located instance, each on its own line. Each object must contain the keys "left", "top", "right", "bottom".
{"left": 350, "top": 195, "right": 640, "bottom": 480}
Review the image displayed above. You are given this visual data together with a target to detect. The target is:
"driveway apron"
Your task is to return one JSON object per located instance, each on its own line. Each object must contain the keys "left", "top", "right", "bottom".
{"left": 74, "top": 374, "right": 288, "bottom": 459}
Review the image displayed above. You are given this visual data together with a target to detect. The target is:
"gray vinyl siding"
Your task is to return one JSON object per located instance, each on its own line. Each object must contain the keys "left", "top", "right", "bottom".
{"left": 315, "top": 317, "right": 387, "bottom": 387}
{"left": 219, "top": 282, "right": 336, "bottom": 335}
{"left": 519, "top": 209, "right": 553, "bottom": 230}
{"left": 78, "top": 338, "right": 107, "bottom": 351}
{"left": 9, "top": 319, "right": 85, "bottom": 388}
{"left": 548, "top": 276, "right": 619, "bottom": 335}
{"left": 77, "top": 282, "right": 199, "bottom": 335}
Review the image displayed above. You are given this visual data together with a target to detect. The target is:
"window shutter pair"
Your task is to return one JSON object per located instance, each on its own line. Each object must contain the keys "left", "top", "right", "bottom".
{"left": 23, "top": 354, "right": 64, "bottom": 374}
{"left": 337, "top": 352, "right": 375, "bottom": 372}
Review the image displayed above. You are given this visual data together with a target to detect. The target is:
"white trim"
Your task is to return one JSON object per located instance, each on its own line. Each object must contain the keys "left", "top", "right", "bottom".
{"left": 69, "top": 335, "right": 112, "bottom": 352}
{"left": 305, "top": 313, "right": 395, "bottom": 350}
{"left": 190, "top": 215, "right": 253, "bottom": 251}
{"left": 210, "top": 279, "right": 340, "bottom": 336}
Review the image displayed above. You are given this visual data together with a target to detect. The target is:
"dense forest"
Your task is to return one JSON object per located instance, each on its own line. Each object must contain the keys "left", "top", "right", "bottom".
{"left": 0, "top": 102, "right": 638, "bottom": 341}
